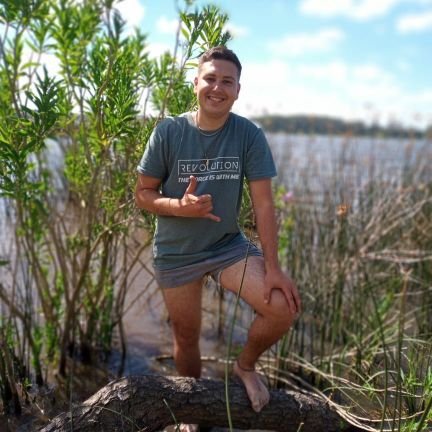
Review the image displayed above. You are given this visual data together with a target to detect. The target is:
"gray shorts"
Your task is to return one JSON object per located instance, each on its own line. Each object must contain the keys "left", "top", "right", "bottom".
{"left": 154, "top": 241, "right": 263, "bottom": 288}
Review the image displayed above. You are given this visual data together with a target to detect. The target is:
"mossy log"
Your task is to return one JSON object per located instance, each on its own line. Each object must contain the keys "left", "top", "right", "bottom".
{"left": 39, "top": 375, "right": 362, "bottom": 432}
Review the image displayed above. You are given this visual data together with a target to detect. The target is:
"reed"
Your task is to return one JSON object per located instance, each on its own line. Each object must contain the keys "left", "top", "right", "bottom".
{"left": 261, "top": 134, "right": 432, "bottom": 431}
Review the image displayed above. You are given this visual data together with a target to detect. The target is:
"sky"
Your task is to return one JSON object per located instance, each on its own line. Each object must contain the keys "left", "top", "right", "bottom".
{"left": 119, "top": 0, "right": 432, "bottom": 129}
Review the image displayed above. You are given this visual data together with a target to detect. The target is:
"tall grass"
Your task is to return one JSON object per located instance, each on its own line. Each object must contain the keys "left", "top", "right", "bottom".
{"left": 263, "top": 134, "right": 432, "bottom": 431}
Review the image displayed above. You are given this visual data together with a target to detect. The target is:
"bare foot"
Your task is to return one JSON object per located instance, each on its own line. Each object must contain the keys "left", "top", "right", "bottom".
{"left": 179, "top": 425, "right": 199, "bottom": 432}
{"left": 233, "top": 360, "right": 270, "bottom": 412}
{"left": 164, "top": 424, "right": 199, "bottom": 432}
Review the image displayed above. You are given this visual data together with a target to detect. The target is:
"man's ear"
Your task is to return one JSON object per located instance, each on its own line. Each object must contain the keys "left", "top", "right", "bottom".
{"left": 193, "top": 76, "right": 198, "bottom": 93}
{"left": 236, "top": 82, "right": 241, "bottom": 99}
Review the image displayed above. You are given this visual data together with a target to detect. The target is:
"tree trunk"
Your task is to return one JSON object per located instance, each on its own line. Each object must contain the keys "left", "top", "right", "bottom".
{"left": 39, "top": 375, "right": 362, "bottom": 432}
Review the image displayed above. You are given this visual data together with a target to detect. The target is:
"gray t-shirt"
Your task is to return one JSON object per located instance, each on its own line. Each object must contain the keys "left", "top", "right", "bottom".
{"left": 137, "top": 112, "right": 276, "bottom": 270}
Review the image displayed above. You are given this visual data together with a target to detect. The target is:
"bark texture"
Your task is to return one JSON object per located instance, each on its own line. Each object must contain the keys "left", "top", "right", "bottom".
{"left": 39, "top": 375, "right": 361, "bottom": 432}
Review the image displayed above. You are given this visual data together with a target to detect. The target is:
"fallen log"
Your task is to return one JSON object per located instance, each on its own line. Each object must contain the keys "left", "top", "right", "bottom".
{"left": 39, "top": 375, "right": 362, "bottom": 432}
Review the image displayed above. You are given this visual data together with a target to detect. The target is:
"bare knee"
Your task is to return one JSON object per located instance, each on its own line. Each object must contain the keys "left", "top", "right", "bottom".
{"left": 265, "top": 289, "right": 295, "bottom": 329}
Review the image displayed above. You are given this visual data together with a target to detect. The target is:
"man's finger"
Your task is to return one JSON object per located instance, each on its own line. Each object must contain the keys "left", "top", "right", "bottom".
{"left": 205, "top": 213, "right": 221, "bottom": 222}
{"left": 185, "top": 175, "right": 197, "bottom": 194}
{"left": 286, "top": 282, "right": 301, "bottom": 313}
{"left": 281, "top": 289, "right": 297, "bottom": 315}
{"left": 292, "top": 288, "right": 302, "bottom": 314}
{"left": 288, "top": 288, "right": 301, "bottom": 315}
{"left": 198, "top": 194, "right": 212, "bottom": 204}
{"left": 263, "top": 286, "right": 272, "bottom": 304}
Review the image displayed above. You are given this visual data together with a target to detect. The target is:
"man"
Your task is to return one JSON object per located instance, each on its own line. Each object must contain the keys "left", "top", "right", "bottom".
{"left": 135, "top": 46, "right": 300, "bottom": 429}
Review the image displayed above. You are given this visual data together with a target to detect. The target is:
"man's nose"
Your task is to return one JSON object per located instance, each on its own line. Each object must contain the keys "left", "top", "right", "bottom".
{"left": 211, "top": 80, "right": 222, "bottom": 90}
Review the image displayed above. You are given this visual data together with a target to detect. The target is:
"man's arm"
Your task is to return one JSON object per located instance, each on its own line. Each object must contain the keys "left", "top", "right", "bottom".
{"left": 249, "top": 179, "right": 301, "bottom": 314}
{"left": 135, "top": 173, "right": 220, "bottom": 221}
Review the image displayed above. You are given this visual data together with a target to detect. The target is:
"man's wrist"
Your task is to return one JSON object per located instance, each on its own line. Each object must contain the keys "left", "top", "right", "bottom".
{"left": 168, "top": 198, "right": 179, "bottom": 216}
{"left": 263, "top": 256, "right": 281, "bottom": 273}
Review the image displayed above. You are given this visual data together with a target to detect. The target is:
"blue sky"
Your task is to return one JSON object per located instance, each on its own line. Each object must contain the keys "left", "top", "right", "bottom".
{"left": 117, "top": 0, "right": 432, "bottom": 129}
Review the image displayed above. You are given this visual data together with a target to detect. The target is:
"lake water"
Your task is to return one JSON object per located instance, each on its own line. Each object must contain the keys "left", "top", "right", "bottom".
{"left": 268, "top": 133, "right": 431, "bottom": 199}
{"left": 1, "top": 133, "right": 431, "bottom": 380}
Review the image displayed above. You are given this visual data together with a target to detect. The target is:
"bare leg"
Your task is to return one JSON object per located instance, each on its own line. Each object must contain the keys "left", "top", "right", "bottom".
{"left": 162, "top": 280, "right": 203, "bottom": 430}
{"left": 220, "top": 256, "right": 296, "bottom": 412}
{"left": 162, "top": 279, "right": 203, "bottom": 377}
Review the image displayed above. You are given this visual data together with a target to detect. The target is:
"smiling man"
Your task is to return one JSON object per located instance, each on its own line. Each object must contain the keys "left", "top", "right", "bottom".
{"left": 135, "top": 46, "right": 301, "bottom": 431}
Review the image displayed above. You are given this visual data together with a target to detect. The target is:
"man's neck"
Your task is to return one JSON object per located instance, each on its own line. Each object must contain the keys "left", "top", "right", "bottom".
{"left": 195, "top": 111, "right": 230, "bottom": 131}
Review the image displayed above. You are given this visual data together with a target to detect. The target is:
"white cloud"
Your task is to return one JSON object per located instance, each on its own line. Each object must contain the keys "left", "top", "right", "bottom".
{"left": 397, "top": 11, "right": 432, "bottom": 33}
{"left": 232, "top": 59, "right": 431, "bottom": 128}
{"left": 115, "top": 0, "right": 145, "bottom": 29}
{"left": 20, "top": 44, "right": 62, "bottom": 79}
{"left": 145, "top": 42, "right": 173, "bottom": 58}
{"left": 156, "top": 16, "right": 180, "bottom": 34}
{"left": 268, "top": 28, "right": 344, "bottom": 56}
{"left": 300, "top": 0, "right": 402, "bottom": 20}
{"left": 224, "top": 22, "right": 249, "bottom": 38}
{"left": 352, "top": 64, "right": 392, "bottom": 81}
{"left": 298, "top": 60, "right": 349, "bottom": 81}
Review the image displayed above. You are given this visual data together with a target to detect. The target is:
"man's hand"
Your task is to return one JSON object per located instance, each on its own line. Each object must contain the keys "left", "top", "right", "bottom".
{"left": 173, "top": 176, "right": 221, "bottom": 222}
{"left": 263, "top": 268, "right": 301, "bottom": 317}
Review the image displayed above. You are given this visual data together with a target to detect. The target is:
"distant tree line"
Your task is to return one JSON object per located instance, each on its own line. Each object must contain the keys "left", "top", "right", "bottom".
{"left": 253, "top": 114, "right": 431, "bottom": 139}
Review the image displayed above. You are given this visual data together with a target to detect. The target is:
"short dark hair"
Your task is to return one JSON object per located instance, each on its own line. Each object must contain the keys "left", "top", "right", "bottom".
{"left": 198, "top": 46, "right": 242, "bottom": 79}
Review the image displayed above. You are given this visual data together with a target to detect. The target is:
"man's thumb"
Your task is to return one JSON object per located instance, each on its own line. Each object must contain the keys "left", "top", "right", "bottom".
{"left": 185, "top": 175, "right": 197, "bottom": 194}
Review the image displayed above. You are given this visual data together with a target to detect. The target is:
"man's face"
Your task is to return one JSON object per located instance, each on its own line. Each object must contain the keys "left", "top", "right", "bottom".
{"left": 194, "top": 59, "right": 241, "bottom": 118}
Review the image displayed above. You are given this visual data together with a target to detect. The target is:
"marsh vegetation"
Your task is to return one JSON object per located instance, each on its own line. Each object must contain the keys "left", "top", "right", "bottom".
{"left": 0, "top": 1, "right": 431, "bottom": 431}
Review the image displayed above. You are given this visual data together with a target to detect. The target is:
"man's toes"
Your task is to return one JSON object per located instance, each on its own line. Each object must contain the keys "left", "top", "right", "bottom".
{"left": 180, "top": 424, "right": 199, "bottom": 432}
{"left": 250, "top": 389, "right": 270, "bottom": 412}
{"left": 252, "top": 399, "right": 262, "bottom": 412}
{"left": 257, "top": 392, "right": 270, "bottom": 411}
{"left": 252, "top": 396, "right": 266, "bottom": 413}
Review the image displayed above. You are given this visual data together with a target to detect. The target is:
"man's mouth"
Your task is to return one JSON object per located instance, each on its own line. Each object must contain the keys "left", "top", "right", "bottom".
{"left": 208, "top": 96, "right": 224, "bottom": 103}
